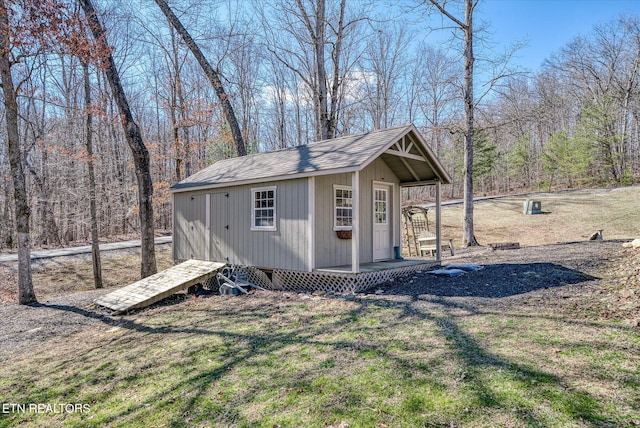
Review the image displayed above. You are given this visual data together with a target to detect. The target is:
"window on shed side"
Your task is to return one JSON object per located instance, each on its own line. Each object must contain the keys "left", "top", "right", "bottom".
{"left": 334, "top": 185, "right": 353, "bottom": 230}
{"left": 251, "top": 186, "right": 276, "bottom": 231}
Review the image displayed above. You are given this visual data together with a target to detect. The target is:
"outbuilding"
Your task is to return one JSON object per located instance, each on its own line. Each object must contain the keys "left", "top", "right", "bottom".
{"left": 170, "top": 124, "right": 451, "bottom": 292}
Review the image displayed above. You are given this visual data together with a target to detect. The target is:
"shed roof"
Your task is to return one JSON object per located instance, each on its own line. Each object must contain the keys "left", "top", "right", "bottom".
{"left": 170, "top": 124, "right": 451, "bottom": 192}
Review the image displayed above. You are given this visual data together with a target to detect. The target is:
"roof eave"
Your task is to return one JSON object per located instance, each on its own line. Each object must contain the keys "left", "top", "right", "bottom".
{"left": 169, "top": 164, "right": 361, "bottom": 193}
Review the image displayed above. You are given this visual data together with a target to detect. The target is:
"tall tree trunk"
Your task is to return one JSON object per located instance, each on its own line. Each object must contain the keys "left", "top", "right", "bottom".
{"left": 80, "top": 0, "right": 157, "bottom": 278}
{"left": 312, "top": 0, "right": 328, "bottom": 140}
{"left": 153, "top": 0, "right": 246, "bottom": 157}
{"left": 170, "top": 80, "right": 182, "bottom": 181}
{"left": 0, "top": 0, "right": 36, "bottom": 304}
{"left": 461, "top": 0, "right": 478, "bottom": 246}
{"left": 429, "top": 0, "right": 479, "bottom": 247}
{"left": 83, "top": 62, "right": 103, "bottom": 288}
{"left": 177, "top": 74, "right": 191, "bottom": 176}
{"left": 169, "top": 27, "right": 183, "bottom": 181}
{"left": 327, "top": 0, "right": 346, "bottom": 139}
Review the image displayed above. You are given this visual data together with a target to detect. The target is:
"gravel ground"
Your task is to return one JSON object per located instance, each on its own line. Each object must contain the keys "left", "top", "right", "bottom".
{"left": 0, "top": 240, "right": 637, "bottom": 359}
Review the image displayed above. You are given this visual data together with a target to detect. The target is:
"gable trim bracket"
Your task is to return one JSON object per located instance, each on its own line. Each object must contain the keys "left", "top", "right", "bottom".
{"left": 384, "top": 135, "right": 427, "bottom": 162}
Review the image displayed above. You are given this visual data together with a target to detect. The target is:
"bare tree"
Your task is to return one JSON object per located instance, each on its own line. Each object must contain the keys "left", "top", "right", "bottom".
{"left": 153, "top": 0, "right": 246, "bottom": 156}
{"left": 0, "top": 0, "right": 36, "bottom": 303}
{"left": 263, "top": 0, "right": 365, "bottom": 141}
{"left": 417, "top": 45, "right": 460, "bottom": 156}
{"left": 225, "top": 29, "right": 262, "bottom": 153}
{"left": 546, "top": 14, "right": 640, "bottom": 185}
{"left": 80, "top": 0, "right": 157, "bottom": 278}
{"left": 359, "top": 24, "right": 409, "bottom": 130}
{"left": 83, "top": 62, "right": 102, "bottom": 288}
{"left": 427, "top": 0, "right": 479, "bottom": 246}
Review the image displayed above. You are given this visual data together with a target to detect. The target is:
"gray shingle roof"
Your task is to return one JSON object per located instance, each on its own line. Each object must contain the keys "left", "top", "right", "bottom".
{"left": 171, "top": 124, "right": 450, "bottom": 191}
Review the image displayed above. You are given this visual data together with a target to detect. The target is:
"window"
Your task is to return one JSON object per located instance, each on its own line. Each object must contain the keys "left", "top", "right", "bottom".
{"left": 334, "top": 185, "right": 353, "bottom": 230}
{"left": 374, "top": 188, "right": 388, "bottom": 225}
{"left": 251, "top": 186, "right": 276, "bottom": 231}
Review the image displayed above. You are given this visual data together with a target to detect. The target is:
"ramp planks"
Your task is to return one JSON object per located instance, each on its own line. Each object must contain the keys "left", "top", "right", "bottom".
{"left": 94, "top": 259, "right": 225, "bottom": 313}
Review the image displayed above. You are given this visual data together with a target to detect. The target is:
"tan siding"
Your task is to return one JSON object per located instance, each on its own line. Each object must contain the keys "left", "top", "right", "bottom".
{"left": 313, "top": 159, "right": 400, "bottom": 269}
{"left": 359, "top": 158, "right": 399, "bottom": 263}
{"left": 173, "top": 192, "right": 207, "bottom": 260}
{"left": 174, "top": 178, "right": 309, "bottom": 270}
{"left": 313, "top": 173, "right": 352, "bottom": 268}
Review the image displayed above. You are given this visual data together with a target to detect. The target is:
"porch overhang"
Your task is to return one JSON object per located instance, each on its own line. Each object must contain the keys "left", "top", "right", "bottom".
{"left": 378, "top": 132, "right": 451, "bottom": 187}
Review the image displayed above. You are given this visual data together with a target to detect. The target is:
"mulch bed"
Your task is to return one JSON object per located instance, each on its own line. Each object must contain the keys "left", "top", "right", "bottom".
{"left": 1, "top": 240, "right": 638, "bottom": 359}
{"left": 385, "top": 240, "right": 619, "bottom": 299}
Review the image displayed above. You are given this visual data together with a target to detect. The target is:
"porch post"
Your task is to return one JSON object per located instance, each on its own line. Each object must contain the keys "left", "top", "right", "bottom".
{"left": 308, "top": 177, "right": 315, "bottom": 272}
{"left": 435, "top": 179, "right": 442, "bottom": 262}
{"left": 351, "top": 171, "right": 360, "bottom": 272}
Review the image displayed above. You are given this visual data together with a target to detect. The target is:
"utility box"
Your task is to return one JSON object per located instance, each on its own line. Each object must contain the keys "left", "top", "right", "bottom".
{"left": 523, "top": 199, "right": 542, "bottom": 215}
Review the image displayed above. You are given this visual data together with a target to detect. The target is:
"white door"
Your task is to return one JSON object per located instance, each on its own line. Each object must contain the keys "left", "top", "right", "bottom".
{"left": 373, "top": 185, "right": 392, "bottom": 261}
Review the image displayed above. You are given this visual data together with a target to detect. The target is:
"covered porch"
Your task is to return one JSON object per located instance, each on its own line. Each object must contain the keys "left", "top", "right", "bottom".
{"left": 340, "top": 128, "right": 451, "bottom": 274}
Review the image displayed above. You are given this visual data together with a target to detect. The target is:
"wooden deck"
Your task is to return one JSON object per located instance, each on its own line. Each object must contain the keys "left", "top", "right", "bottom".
{"left": 94, "top": 259, "right": 225, "bottom": 313}
{"left": 314, "top": 258, "right": 435, "bottom": 274}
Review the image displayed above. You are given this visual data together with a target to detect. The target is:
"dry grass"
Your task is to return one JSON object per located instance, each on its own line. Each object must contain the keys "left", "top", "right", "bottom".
{"left": 0, "top": 248, "right": 173, "bottom": 303}
{"left": 434, "top": 187, "right": 640, "bottom": 248}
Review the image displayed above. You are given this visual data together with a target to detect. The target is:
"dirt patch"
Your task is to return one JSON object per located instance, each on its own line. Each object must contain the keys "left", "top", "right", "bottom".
{"left": 1, "top": 240, "right": 638, "bottom": 360}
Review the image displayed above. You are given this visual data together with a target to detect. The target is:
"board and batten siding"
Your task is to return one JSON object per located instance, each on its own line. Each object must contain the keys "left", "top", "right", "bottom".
{"left": 314, "top": 157, "right": 400, "bottom": 269}
{"left": 173, "top": 178, "right": 309, "bottom": 271}
{"left": 173, "top": 192, "right": 208, "bottom": 261}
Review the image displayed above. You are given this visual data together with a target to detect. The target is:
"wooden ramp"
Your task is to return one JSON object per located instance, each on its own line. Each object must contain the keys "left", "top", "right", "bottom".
{"left": 94, "top": 259, "right": 225, "bottom": 313}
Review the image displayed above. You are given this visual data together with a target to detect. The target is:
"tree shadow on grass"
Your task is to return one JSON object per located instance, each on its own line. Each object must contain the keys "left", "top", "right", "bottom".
{"left": 26, "top": 298, "right": 625, "bottom": 427}
{"left": 22, "top": 256, "right": 633, "bottom": 428}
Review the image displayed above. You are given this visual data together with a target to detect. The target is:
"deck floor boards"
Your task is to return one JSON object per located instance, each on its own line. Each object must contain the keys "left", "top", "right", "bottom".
{"left": 314, "top": 258, "right": 435, "bottom": 274}
{"left": 94, "top": 259, "right": 225, "bottom": 313}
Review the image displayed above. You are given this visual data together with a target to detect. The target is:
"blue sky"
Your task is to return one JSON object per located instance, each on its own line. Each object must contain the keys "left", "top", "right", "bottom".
{"left": 476, "top": 0, "right": 639, "bottom": 72}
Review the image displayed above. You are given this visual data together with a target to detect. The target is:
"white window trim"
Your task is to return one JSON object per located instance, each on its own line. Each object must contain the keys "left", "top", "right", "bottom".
{"left": 373, "top": 187, "right": 389, "bottom": 226}
{"left": 251, "top": 185, "right": 277, "bottom": 231}
{"left": 333, "top": 184, "right": 353, "bottom": 231}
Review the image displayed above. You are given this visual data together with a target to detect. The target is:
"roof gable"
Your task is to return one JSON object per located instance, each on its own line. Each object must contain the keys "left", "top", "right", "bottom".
{"left": 171, "top": 124, "right": 451, "bottom": 192}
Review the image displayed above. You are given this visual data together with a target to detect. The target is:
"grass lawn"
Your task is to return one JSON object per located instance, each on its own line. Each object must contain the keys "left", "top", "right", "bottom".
{"left": 1, "top": 290, "right": 638, "bottom": 427}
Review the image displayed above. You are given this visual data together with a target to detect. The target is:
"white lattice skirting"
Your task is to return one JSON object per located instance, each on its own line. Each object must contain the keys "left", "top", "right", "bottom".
{"left": 175, "top": 260, "right": 436, "bottom": 294}
{"left": 271, "top": 263, "right": 436, "bottom": 294}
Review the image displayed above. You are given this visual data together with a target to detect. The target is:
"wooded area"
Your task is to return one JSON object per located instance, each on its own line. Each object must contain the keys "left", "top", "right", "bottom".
{"left": 1, "top": 0, "right": 639, "bottom": 255}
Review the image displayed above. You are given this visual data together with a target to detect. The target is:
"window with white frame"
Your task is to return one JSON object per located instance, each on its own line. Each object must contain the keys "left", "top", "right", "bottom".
{"left": 334, "top": 185, "right": 353, "bottom": 230}
{"left": 251, "top": 186, "right": 276, "bottom": 230}
{"left": 374, "top": 188, "right": 388, "bottom": 224}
